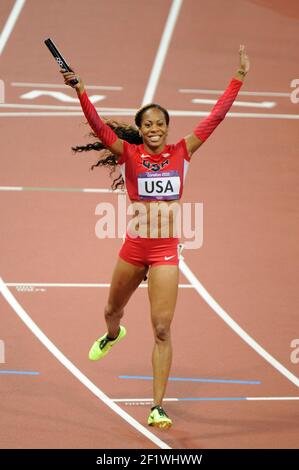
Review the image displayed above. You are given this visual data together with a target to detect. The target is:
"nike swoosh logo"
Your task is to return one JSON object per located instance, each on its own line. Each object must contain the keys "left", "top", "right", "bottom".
{"left": 164, "top": 255, "right": 175, "bottom": 261}
{"left": 140, "top": 154, "right": 149, "bottom": 159}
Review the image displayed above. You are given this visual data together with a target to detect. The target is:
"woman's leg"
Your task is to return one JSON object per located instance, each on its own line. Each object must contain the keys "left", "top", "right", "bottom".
{"left": 147, "top": 264, "right": 179, "bottom": 406}
{"left": 89, "top": 257, "right": 147, "bottom": 361}
{"left": 104, "top": 257, "right": 148, "bottom": 338}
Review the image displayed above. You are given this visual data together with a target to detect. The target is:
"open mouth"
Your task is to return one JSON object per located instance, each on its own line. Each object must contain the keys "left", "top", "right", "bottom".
{"left": 148, "top": 135, "right": 161, "bottom": 142}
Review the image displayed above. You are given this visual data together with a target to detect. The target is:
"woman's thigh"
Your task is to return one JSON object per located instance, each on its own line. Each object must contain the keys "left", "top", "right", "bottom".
{"left": 147, "top": 264, "right": 179, "bottom": 329}
{"left": 107, "top": 257, "right": 148, "bottom": 310}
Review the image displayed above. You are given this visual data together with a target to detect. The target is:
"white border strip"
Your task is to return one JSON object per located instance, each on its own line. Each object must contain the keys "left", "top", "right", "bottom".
{"left": 0, "top": 186, "right": 125, "bottom": 193}
{"left": 113, "top": 396, "right": 299, "bottom": 403}
{"left": 0, "top": 0, "right": 26, "bottom": 55}
{"left": 179, "top": 260, "right": 299, "bottom": 388}
{"left": 114, "top": 398, "right": 179, "bottom": 403}
{"left": 7, "top": 282, "right": 193, "bottom": 289}
{"left": 0, "top": 278, "right": 170, "bottom": 449}
{"left": 0, "top": 104, "right": 136, "bottom": 111}
{"left": 142, "top": 0, "right": 183, "bottom": 105}
{"left": 179, "top": 89, "right": 291, "bottom": 98}
{"left": 11, "top": 82, "right": 123, "bottom": 90}
{"left": 1, "top": 109, "right": 298, "bottom": 119}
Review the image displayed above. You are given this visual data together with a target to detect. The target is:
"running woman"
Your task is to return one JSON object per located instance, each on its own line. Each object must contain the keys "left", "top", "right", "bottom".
{"left": 61, "top": 45, "right": 250, "bottom": 428}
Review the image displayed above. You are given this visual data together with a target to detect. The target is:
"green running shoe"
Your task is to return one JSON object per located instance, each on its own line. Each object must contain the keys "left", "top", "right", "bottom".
{"left": 147, "top": 405, "right": 172, "bottom": 429}
{"left": 88, "top": 326, "right": 126, "bottom": 361}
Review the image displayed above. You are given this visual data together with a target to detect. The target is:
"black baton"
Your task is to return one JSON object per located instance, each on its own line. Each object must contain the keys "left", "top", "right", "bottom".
{"left": 44, "top": 38, "right": 79, "bottom": 86}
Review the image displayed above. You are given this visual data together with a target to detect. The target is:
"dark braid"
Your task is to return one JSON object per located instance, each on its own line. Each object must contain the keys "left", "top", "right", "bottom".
{"left": 72, "top": 104, "right": 169, "bottom": 190}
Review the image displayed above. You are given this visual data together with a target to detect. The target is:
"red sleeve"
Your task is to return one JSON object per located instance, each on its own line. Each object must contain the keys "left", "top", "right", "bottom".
{"left": 79, "top": 91, "right": 118, "bottom": 147}
{"left": 194, "top": 78, "right": 243, "bottom": 142}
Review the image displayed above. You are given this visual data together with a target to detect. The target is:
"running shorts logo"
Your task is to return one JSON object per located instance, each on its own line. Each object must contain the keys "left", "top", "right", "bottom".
{"left": 138, "top": 170, "right": 180, "bottom": 200}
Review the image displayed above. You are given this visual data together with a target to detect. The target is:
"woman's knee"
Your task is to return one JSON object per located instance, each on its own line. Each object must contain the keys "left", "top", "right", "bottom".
{"left": 104, "top": 303, "right": 124, "bottom": 320}
{"left": 153, "top": 322, "right": 171, "bottom": 342}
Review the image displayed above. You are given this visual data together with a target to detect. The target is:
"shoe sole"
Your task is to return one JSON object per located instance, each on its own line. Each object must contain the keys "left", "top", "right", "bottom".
{"left": 148, "top": 420, "right": 172, "bottom": 429}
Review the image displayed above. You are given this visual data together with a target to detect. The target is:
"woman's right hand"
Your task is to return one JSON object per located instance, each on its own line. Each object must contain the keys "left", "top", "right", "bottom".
{"left": 60, "top": 68, "right": 85, "bottom": 95}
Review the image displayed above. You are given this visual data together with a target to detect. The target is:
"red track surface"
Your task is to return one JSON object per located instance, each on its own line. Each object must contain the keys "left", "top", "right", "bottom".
{"left": 1, "top": 0, "right": 299, "bottom": 449}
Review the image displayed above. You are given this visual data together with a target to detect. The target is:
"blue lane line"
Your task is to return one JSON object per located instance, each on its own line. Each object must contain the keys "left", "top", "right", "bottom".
{"left": 0, "top": 370, "right": 40, "bottom": 375}
{"left": 119, "top": 375, "right": 261, "bottom": 385}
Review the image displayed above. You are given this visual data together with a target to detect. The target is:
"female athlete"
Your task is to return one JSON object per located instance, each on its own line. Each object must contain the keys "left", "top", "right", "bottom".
{"left": 60, "top": 45, "right": 250, "bottom": 429}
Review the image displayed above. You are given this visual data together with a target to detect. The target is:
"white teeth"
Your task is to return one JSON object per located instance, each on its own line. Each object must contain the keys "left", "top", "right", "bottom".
{"left": 149, "top": 136, "right": 160, "bottom": 142}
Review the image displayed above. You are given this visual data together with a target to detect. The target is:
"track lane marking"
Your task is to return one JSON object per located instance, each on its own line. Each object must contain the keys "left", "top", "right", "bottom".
{"left": 1, "top": 108, "right": 299, "bottom": 119}
{"left": 142, "top": 0, "right": 183, "bottom": 105}
{"left": 7, "top": 282, "right": 193, "bottom": 289}
{"left": 179, "top": 260, "right": 299, "bottom": 388}
{"left": 0, "top": 0, "right": 26, "bottom": 55}
{"left": 113, "top": 396, "right": 299, "bottom": 403}
{"left": 0, "top": 277, "right": 170, "bottom": 449}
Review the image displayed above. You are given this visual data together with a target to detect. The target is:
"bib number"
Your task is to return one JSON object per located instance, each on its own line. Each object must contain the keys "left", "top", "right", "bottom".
{"left": 138, "top": 171, "right": 180, "bottom": 200}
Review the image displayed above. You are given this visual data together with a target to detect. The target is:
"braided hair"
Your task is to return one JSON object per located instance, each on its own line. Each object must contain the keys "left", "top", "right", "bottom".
{"left": 72, "top": 104, "right": 170, "bottom": 190}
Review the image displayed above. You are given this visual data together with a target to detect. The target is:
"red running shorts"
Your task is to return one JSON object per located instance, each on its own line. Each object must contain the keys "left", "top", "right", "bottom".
{"left": 119, "top": 232, "right": 180, "bottom": 267}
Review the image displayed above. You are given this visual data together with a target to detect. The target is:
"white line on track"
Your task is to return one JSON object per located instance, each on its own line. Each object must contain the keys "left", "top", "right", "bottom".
{"left": 0, "top": 104, "right": 136, "bottom": 111}
{"left": 142, "top": 0, "right": 183, "bottom": 105}
{"left": 179, "top": 260, "right": 299, "bottom": 388}
{"left": 0, "top": 278, "right": 170, "bottom": 449}
{"left": 179, "top": 89, "right": 292, "bottom": 98}
{"left": 0, "top": 0, "right": 26, "bottom": 55}
{"left": 1, "top": 108, "right": 298, "bottom": 119}
{"left": 6, "top": 282, "right": 192, "bottom": 290}
{"left": 11, "top": 82, "right": 123, "bottom": 90}
{"left": 0, "top": 186, "right": 125, "bottom": 193}
{"left": 7, "top": 282, "right": 193, "bottom": 289}
{"left": 192, "top": 99, "right": 276, "bottom": 109}
{"left": 2, "top": 101, "right": 279, "bottom": 111}
{"left": 113, "top": 397, "right": 299, "bottom": 403}
{"left": 114, "top": 398, "right": 179, "bottom": 403}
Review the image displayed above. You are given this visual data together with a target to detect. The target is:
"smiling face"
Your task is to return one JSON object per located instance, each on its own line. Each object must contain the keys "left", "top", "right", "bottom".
{"left": 139, "top": 107, "right": 169, "bottom": 154}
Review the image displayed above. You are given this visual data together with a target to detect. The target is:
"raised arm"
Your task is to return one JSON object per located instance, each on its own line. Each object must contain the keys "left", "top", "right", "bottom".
{"left": 60, "top": 69, "right": 124, "bottom": 156}
{"left": 185, "top": 45, "right": 250, "bottom": 156}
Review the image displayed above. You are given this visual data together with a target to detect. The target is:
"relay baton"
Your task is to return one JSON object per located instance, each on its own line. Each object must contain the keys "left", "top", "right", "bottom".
{"left": 44, "top": 38, "right": 79, "bottom": 86}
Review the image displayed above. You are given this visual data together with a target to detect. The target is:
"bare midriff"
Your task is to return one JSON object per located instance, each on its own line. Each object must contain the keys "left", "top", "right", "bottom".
{"left": 127, "top": 199, "right": 181, "bottom": 238}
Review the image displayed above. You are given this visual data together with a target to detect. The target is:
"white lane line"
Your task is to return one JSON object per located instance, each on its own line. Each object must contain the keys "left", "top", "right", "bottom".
{"left": 7, "top": 282, "right": 193, "bottom": 289}
{"left": 0, "top": 186, "right": 125, "bottom": 193}
{"left": 0, "top": 278, "right": 170, "bottom": 449}
{"left": 192, "top": 99, "right": 276, "bottom": 109}
{"left": 11, "top": 82, "right": 123, "bottom": 90}
{"left": 142, "top": 0, "right": 183, "bottom": 105}
{"left": 179, "top": 260, "right": 299, "bottom": 388}
{"left": 1, "top": 110, "right": 299, "bottom": 119}
{"left": 0, "top": 111, "right": 135, "bottom": 117}
{"left": 113, "top": 397, "right": 299, "bottom": 403}
{"left": 0, "top": 0, "right": 26, "bottom": 55}
{"left": 171, "top": 111, "right": 299, "bottom": 119}
{"left": 0, "top": 104, "right": 136, "bottom": 111}
{"left": 179, "top": 89, "right": 292, "bottom": 98}
{"left": 1, "top": 104, "right": 87, "bottom": 110}
{"left": 0, "top": 186, "right": 23, "bottom": 191}
{"left": 114, "top": 398, "right": 179, "bottom": 403}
